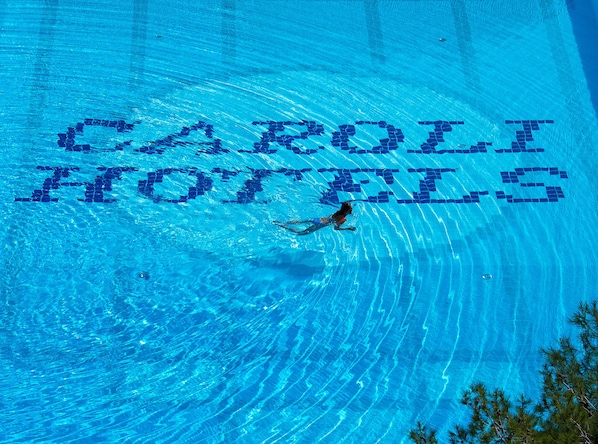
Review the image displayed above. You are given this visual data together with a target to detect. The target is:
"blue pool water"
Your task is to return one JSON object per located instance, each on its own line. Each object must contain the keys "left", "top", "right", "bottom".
{"left": 2, "top": 0, "right": 598, "bottom": 442}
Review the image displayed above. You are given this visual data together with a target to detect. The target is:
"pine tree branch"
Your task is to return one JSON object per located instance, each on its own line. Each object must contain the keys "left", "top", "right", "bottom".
{"left": 572, "top": 419, "right": 592, "bottom": 444}
{"left": 491, "top": 417, "right": 510, "bottom": 444}
{"left": 409, "top": 300, "right": 598, "bottom": 443}
{"left": 557, "top": 373, "right": 596, "bottom": 417}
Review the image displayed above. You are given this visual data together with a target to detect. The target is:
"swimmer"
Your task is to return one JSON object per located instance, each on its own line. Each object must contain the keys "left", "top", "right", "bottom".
{"left": 274, "top": 201, "right": 356, "bottom": 236}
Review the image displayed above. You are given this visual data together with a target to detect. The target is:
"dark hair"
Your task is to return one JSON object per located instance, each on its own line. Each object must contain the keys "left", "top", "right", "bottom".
{"left": 331, "top": 201, "right": 352, "bottom": 218}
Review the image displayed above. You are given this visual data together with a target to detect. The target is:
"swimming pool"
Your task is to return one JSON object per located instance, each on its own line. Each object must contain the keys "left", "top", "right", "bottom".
{"left": 2, "top": 0, "right": 598, "bottom": 442}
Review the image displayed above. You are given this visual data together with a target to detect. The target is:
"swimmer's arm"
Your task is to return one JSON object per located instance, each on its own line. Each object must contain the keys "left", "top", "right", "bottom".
{"left": 334, "top": 219, "right": 356, "bottom": 231}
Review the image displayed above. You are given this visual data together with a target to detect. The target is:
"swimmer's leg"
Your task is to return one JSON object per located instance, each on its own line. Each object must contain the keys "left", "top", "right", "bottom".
{"left": 295, "top": 225, "right": 325, "bottom": 235}
{"left": 274, "top": 221, "right": 323, "bottom": 235}
{"left": 273, "top": 221, "right": 303, "bottom": 233}
{"left": 273, "top": 219, "right": 311, "bottom": 226}
{"left": 278, "top": 225, "right": 304, "bottom": 233}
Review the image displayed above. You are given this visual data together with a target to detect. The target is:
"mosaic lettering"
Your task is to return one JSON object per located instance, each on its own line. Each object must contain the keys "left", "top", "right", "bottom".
{"left": 15, "top": 117, "right": 569, "bottom": 205}
{"left": 241, "top": 120, "right": 325, "bottom": 155}
{"left": 137, "top": 168, "right": 213, "bottom": 203}
{"left": 332, "top": 121, "right": 404, "bottom": 154}
{"left": 16, "top": 166, "right": 83, "bottom": 202}
{"left": 496, "top": 167, "right": 568, "bottom": 203}
{"left": 58, "top": 119, "right": 135, "bottom": 152}
{"left": 398, "top": 168, "right": 490, "bottom": 204}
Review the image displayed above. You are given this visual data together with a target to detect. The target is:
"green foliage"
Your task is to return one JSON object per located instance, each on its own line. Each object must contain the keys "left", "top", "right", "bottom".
{"left": 410, "top": 301, "right": 598, "bottom": 443}
{"left": 409, "top": 422, "right": 438, "bottom": 444}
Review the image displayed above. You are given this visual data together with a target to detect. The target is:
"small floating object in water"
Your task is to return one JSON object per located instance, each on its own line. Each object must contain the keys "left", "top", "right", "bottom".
{"left": 138, "top": 271, "right": 150, "bottom": 280}
{"left": 439, "top": 37, "right": 447, "bottom": 42}
{"left": 482, "top": 274, "right": 493, "bottom": 280}
{"left": 458, "top": 143, "right": 466, "bottom": 147}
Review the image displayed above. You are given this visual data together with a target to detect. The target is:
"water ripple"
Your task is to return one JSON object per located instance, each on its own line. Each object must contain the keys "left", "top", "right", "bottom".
{"left": 3, "top": 1, "right": 598, "bottom": 442}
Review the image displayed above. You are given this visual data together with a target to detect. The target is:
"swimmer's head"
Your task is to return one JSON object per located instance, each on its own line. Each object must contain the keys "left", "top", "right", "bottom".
{"left": 340, "top": 201, "right": 353, "bottom": 214}
{"left": 332, "top": 201, "right": 353, "bottom": 219}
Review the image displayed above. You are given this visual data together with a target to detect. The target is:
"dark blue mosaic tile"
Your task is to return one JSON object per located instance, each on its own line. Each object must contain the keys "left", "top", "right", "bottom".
{"left": 242, "top": 120, "right": 325, "bottom": 155}
{"left": 137, "top": 121, "right": 225, "bottom": 155}
{"left": 138, "top": 168, "right": 214, "bottom": 203}
{"left": 396, "top": 168, "right": 486, "bottom": 204}
{"left": 222, "top": 169, "right": 272, "bottom": 204}
{"left": 408, "top": 121, "right": 467, "bottom": 154}
{"left": 58, "top": 119, "right": 135, "bottom": 153}
{"left": 496, "top": 167, "right": 567, "bottom": 202}
{"left": 78, "top": 167, "right": 138, "bottom": 203}
{"left": 497, "top": 119, "right": 553, "bottom": 153}
{"left": 331, "top": 123, "right": 356, "bottom": 151}
{"left": 331, "top": 121, "right": 404, "bottom": 155}
{"left": 15, "top": 166, "right": 83, "bottom": 202}
{"left": 316, "top": 168, "right": 401, "bottom": 205}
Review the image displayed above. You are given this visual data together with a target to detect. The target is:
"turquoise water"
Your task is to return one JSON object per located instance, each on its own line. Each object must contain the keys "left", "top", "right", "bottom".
{"left": 2, "top": 0, "right": 598, "bottom": 442}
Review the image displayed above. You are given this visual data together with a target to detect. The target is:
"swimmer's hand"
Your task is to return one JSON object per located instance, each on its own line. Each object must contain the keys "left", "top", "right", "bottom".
{"left": 335, "top": 226, "right": 356, "bottom": 231}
